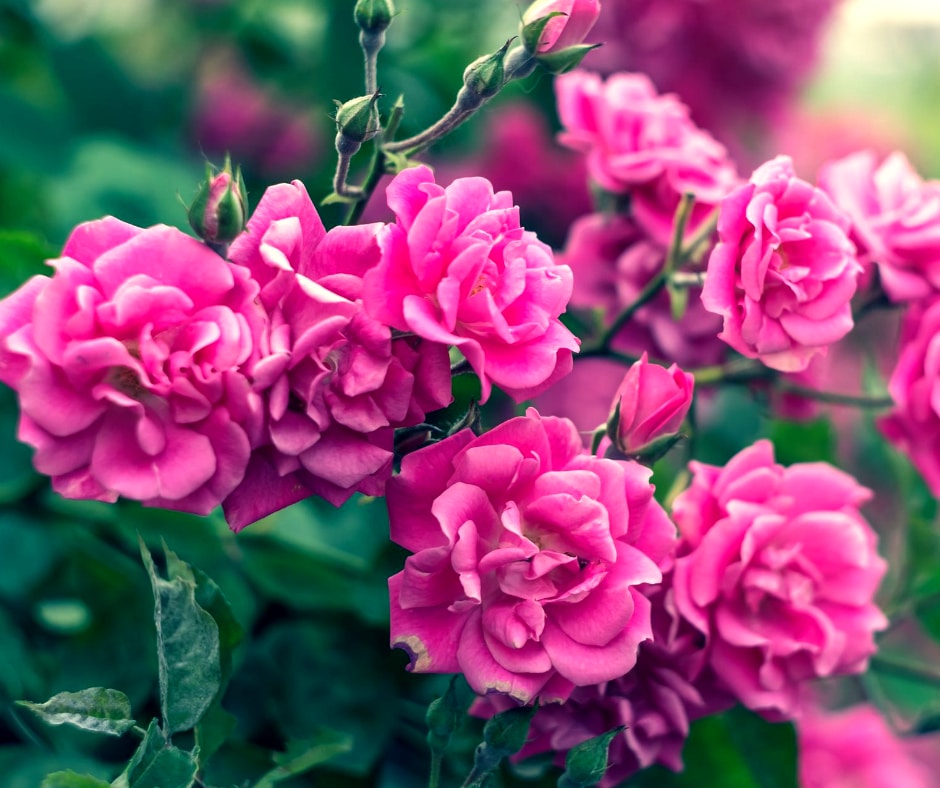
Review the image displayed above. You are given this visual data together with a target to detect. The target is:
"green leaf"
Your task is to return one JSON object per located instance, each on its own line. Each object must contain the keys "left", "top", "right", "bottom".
{"left": 722, "top": 706, "right": 797, "bottom": 788}
{"left": 113, "top": 719, "right": 164, "bottom": 787}
{"left": 42, "top": 772, "right": 111, "bottom": 788}
{"left": 16, "top": 688, "right": 135, "bottom": 737}
{"left": 255, "top": 731, "right": 354, "bottom": 787}
{"left": 194, "top": 699, "right": 237, "bottom": 767}
{"left": 126, "top": 748, "right": 198, "bottom": 788}
{"left": 139, "top": 539, "right": 221, "bottom": 735}
{"left": 320, "top": 191, "right": 360, "bottom": 206}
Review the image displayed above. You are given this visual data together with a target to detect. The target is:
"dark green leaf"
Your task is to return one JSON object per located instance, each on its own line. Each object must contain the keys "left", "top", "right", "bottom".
{"left": 194, "top": 699, "right": 237, "bottom": 767}
{"left": 16, "top": 688, "right": 135, "bottom": 737}
{"left": 722, "top": 706, "right": 797, "bottom": 788}
{"left": 127, "top": 748, "right": 198, "bottom": 788}
{"left": 255, "top": 730, "right": 354, "bottom": 787}
{"left": 139, "top": 539, "right": 221, "bottom": 735}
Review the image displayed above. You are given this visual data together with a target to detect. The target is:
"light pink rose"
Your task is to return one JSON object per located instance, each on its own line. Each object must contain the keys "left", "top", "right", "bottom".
{"left": 222, "top": 180, "right": 452, "bottom": 530}
{"left": 672, "top": 440, "right": 888, "bottom": 720}
{"left": 818, "top": 150, "right": 940, "bottom": 303}
{"left": 522, "top": 0, "right": 602, "bottom": 53}
{"left": 0, "top": 219, "right": 266, "bottom": 514}
{"left": 798, "top": 704, "right": 936, "bottom": 788}
{"left": 472, "top": 580, "right": 732, "bottom": 785}
{"left": 610, "top": 353, "right": 694, "bottom": 454}
{"left": 702, "top": 155, "right": 861, "bottom": 372}
{"left": 879, "top": 298, "right": 940, "bottom": 498}
{"left": 362, "top": 166, "right": 579, "bottom": 403}
{"left": 555, "top": 71, "right": 739, "bottom": 245}
{"left": 561, "top": 213, "right": 726, "bottom": 368}
{"left": 387, "top": 408, "right": 677, "bottom": 703}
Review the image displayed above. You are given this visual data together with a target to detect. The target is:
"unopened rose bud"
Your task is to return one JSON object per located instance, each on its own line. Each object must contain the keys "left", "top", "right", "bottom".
{"left": 521, "top": 0, "right": 600, "bottom": 55}
{"left": 608, "top": 353, "right": 694, "bottom": 456}
{"left": 334, "top": 92, "right": 382, "bottom": 155}
{"left": 188, "top": 157, "right": 247, "bottom": 246}
{"left": 459, "top": 40, "right": 511, "bottom": 107}
{"left": 354, "top": 0, "right": 394, "bottom": 35}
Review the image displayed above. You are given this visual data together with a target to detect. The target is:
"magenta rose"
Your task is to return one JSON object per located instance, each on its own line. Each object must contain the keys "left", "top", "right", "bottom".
{"left": 818, "top": 150, "right": 940, "bottom": 303}
{"left": 362, "top": 166, "right": 579, "bottom": 403}
{"left": 798, "top": 704, "right": 936, "bottom": 788}
{"left": 671, "top": 440, "right": 888, "bottom": 720}
{"left": 555, "top": 70, "right": 739, "bottom": 245}
{"left": 387, "top": 409, "right": 677, "bottom": 703}
{"left": 522, "top": 0, "right": 601, "bottom": 53}
{"left": 879, "top": 298, "right": 940, "bottom": 498}
{"left": 702, "top": 155, "right": 861, "bottom": 372}
{"left": 0, "top": 219, "right": 266, "bottom": 514}
{"left": 222, "top": 180, "right": 452, "bottom": 530}
{"left": 610, "top": 353, "right": 694, "bottom": 455}
{"left": 561, "top": 213, "right": 726, "bottom": 367}
{"left": 473, "top": 580, "right": 731, "bottom": 785}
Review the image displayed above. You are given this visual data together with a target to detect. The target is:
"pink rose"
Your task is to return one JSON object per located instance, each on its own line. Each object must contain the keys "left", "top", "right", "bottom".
{"left": 818, "top": 150, "right": 940, "bottom": 303}
{"left": 473, "top": 580, "right": 731, "bottom": 785}
{"left": 0, "top": 219, "right": 266, "bottom": 514}
{"left": 609, "top": 353, "right": 694, "bottom": 454}
{"left": 387, "top": 409, "right": 677, "bottom": 703}
{"left": 222, "top": 180, "right": 452, "bottom": 530}
{"left": 798, "top": 704, "right": 936, "bottom": 788}
{"left": 522, "top": 0, "right": 601, "bottom": 54}
{"left": 880, "top": 298, "right": 940, "bottom": 498}
{"left": 362, "top": 166, "right": 579, "bottom": 403}
{"left": 561, "top": 213, "right": 726, "bottom": 367}
{"left": 555, "top": 71, "right": 739, "bottom": 245}
{"left": 672, "top": 440, "right": 888, "bottom": 720}
{"left": 702, "top": 155, "right": 861, "bottom": 372}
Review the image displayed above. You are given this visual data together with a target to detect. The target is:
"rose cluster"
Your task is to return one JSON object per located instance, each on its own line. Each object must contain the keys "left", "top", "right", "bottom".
{"left": 0, "top": 167, "right": 578, "bottom": 530}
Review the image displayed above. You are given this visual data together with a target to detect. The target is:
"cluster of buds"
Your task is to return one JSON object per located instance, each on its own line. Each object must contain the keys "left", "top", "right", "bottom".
{"left": 187, "top": 155, "right": 248, "bottom": 249}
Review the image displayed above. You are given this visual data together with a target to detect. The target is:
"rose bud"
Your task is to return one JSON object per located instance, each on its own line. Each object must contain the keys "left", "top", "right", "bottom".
{"left": 188, "top": 156, "right": 248, "bottom": 247}
{"left": 607, "top": 353, "right": 694, "bottom": 457}
{"left": 522, "top": 0, "right": 601, "bottom": 55}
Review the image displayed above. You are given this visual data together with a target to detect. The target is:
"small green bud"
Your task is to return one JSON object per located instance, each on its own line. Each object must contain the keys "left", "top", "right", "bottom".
{"left": 335, "top": 92, "right": 382, "bottom": 150}
{"left": 426, "top": 676, "right": 462, "bottom": 754}
{"left": 188, "top": 156, "right": 247, "bottom": 246}
{"left": 559, "top": 727, "right": 625, "bottom": 788}
{"left": 354, "top": 0, "right": 394, "bottom": 35}
{"left": 461, "top": 39, "right": 512, "bottom": 104}
{"left": 482, "top": 702, "right": 538, "bottom": 758}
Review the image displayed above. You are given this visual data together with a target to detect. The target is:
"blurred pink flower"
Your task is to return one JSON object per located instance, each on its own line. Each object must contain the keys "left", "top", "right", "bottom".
{"left": 672, "top": 440, "right": 888, "bottom": 720}
{"left": 585, "top": 0, "right": 842, "bottom": 164}
{"left": 522, "top": 0, "right": 602, "bottom": 53}
{"left": 702, "top": 156, "right": 861, "bottom": 372}
{"left": 0, "top": 219, "right": 266, "bottom": 514}
{"left": 610, "top": 353, "right": 693, "bottom": 454}
{"left": 880, "top": 298, "right": 940, "bottom": 499}
{"left": 362, "top": 166, "right": 579, "bottom": 403}
{"left": 192, "top": 49, "right": 322, "bottom": 176}
{"left": 798, "top": 704, "right": 936, "bottom": 788}
{"left": 562, "top": 212, "right": 725, "bottom": 367}
{"left": 223, "top": 180, "right": 451, "bottom": 529}
{"left": 818, "top": 150, "right": 940, "bottom": 303}
{"left": 387, "top": 409, "right": 677, "bottom": 703}
{"left": 555, "top": 70, "right": 739, "bottom": 245}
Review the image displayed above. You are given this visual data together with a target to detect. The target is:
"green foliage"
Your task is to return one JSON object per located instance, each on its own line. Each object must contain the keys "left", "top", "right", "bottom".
{"left": 140, "top": 540, "right": 221, "bottom": 736}
{"left": 16, "top": 688, "right": 136, "bottom": 737}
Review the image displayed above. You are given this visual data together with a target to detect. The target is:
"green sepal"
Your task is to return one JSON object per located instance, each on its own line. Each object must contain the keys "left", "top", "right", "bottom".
{"left": 536, "top": 43, "right": 601, "bottom": 74}
{"left": 521, "top": 11, "right": 566, "bottom": 54}
{"left": 558, "top": 726, "right": 625, "bottom": 787}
